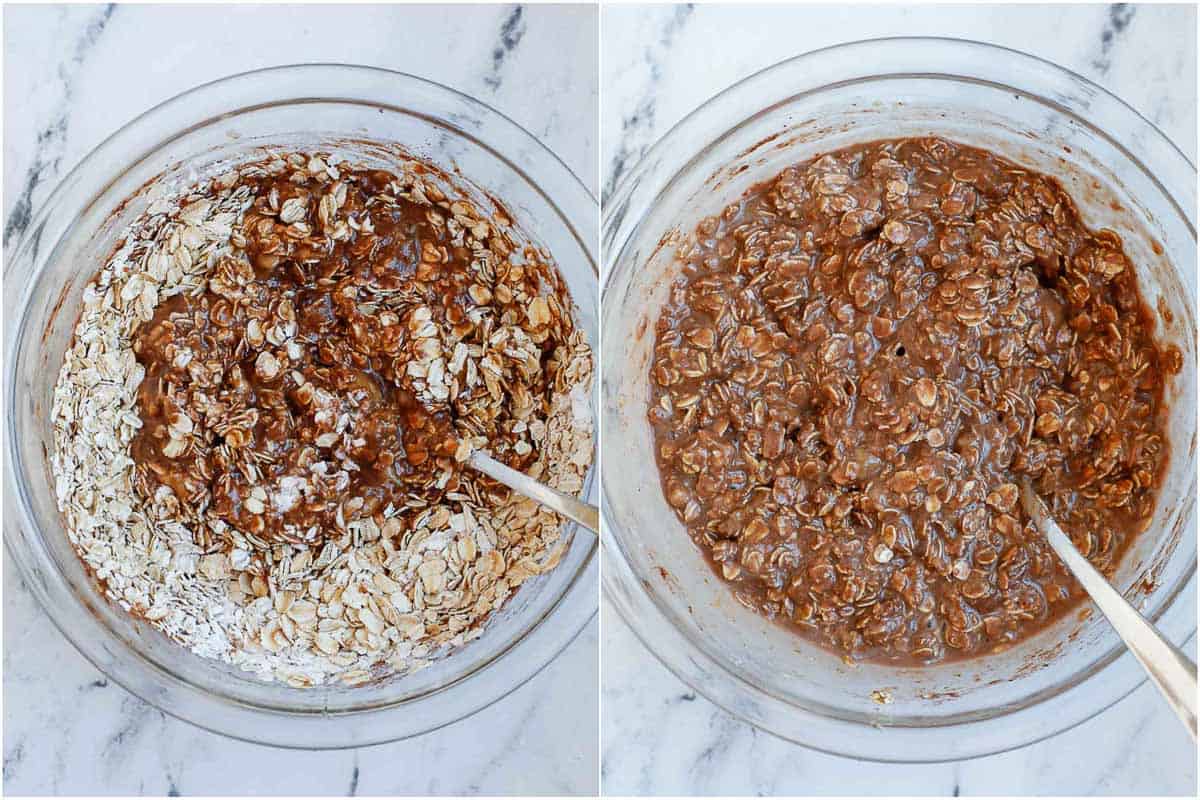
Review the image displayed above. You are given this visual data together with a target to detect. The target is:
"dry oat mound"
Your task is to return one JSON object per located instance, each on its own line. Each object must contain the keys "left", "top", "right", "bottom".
{"left": 52, "top": 152, "right": 593, "bottom": 686}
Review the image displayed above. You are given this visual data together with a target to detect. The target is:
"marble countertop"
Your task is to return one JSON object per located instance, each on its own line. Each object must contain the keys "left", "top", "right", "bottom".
{"left": 3, "top": 4, "right": 598, "bottom": 796}
{"left": 601, "top": 4, "right": 1197, "bottom": 796}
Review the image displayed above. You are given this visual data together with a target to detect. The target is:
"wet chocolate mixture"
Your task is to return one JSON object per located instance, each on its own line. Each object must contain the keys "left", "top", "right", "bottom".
{"left": 132, "top": 170, "right": 484, "bottom": 547}
{"left": 649, "top": 137, "right": 1177, "bottom": 664}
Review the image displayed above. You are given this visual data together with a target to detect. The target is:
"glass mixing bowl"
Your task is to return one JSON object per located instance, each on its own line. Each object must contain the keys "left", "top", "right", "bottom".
{"left": 4, "top": 64, "right": 598, "bottom": 748}
{"left": 601, "top": 38, "right": 1196, "bottom": 762}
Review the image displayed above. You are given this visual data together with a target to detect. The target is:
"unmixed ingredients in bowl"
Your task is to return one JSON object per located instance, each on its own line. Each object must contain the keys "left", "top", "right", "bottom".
{"left": 649, "top": 137, "right": 1178, "bottom": 664}
{"left": 53, "top": 151, "right": 593, "bottom": 686}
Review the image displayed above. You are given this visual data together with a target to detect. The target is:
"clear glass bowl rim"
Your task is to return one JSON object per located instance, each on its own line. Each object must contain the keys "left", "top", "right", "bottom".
{"left": 4, "top": 63, "right": 599, "bottom": 748}
{"left": 600, "top": 36, "right": 1197, "bottom": 762}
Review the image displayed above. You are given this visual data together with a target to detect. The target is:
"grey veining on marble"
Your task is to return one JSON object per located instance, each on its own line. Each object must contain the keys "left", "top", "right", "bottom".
{"left": 601, "top": 4, "right": 1196, "bottom": 796}
{"left": 3, "top": 4, "right": 598, "bottom": 796}
{"left": 602, "top": 3, "right": 1196, "bottom": 204}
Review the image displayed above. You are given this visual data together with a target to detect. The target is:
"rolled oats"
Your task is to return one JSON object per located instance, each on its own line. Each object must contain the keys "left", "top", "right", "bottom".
{"left": 52, "top": 152, "right": 593, "bottom": 685}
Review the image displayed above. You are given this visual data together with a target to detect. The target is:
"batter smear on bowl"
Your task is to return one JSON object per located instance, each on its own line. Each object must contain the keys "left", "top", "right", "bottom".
{"left": 52, "top": 153, "right": 593, "bottom": 686}
{"left": 648, "top": 137, "right": 1176, "bottom": 664}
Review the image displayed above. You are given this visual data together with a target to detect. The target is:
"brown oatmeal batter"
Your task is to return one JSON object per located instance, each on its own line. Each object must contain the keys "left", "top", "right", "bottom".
{"left": 649, "top": 137, "right": 1175, "bottom": 664}
{"left": 132, "top": 169, "right": 549, "bottom": 549}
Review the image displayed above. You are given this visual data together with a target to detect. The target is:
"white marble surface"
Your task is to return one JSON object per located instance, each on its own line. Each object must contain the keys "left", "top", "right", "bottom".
{"left": 601, "top": 4, "right": 1197, "bottom": 796}
{"left": 3, "top": 4, "right": 598, "bottom": 796}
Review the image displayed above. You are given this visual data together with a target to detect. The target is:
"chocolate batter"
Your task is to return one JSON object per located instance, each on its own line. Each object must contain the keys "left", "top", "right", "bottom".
{"left": 131, "top": 169, "right": 504, "bottom": 547}
{"left": 648, "top": 137, "right": 1174, "bottom": 664}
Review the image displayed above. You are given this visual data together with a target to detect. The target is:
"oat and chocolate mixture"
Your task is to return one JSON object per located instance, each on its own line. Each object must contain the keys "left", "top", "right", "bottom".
{"left": 649, "top": 137, "right": 1174, "bottom": 664}
{"left": 132, "top": 171, "right": 482, "bottom": 548}
{"left": 53, "top": 152, "right": 593, "bottom": 686}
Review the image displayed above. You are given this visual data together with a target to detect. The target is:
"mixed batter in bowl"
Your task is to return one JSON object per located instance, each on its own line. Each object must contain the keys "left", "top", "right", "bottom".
{"left": 647, "top": 137, "right": 1177, "bottom": 665}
